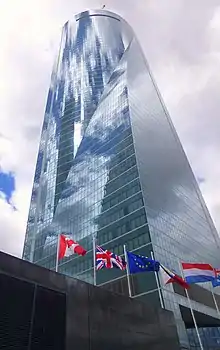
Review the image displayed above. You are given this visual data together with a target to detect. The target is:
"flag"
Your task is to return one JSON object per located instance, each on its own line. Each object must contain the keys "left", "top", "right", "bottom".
{"left": 160, "top": 264, "right": 189, "bottom": 289}
{"left": 58, "top": 234, "right": 87, "bottom": 259}
{"left": 96, "top": 245, "right": 126, "bottom": 270}
{"left": 127, "top": 251, "right": 160, "bottom": 274}
{"left": 182, "top": 262, "right": 215, "bottom": 284}
{"left": 212, "top": 269, "right": 220, "bottom": 287}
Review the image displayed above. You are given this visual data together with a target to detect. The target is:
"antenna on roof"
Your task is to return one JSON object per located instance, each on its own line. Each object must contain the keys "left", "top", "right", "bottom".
{"left": 102, "top": 5, "right": 106, "bottom": 9}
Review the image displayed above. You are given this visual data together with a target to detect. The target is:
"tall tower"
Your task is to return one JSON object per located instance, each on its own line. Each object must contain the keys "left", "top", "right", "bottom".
{"left": 23, "top": 10, "right": 220, "bottom": 349}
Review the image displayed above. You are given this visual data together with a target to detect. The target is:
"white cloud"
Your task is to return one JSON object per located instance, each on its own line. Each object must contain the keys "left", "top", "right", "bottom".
{"left": 0, "top": 0, "right": 219, "bottom": 257}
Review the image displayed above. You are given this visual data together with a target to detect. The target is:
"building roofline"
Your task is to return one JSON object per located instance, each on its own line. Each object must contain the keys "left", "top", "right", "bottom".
{"left": 63, "top": 9, "right": 130, "bottom": 28}
{"left": 75, "top": 9, "right": 125, "bottom": 22}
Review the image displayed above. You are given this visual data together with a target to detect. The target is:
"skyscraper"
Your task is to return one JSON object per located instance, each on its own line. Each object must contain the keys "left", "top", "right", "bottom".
{"left": 23, "top": 10, "right": 220, "bottom": 349}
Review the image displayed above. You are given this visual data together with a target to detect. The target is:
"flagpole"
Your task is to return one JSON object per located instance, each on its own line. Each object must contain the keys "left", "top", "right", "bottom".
{"left": 150, "top": 251, "right": 164, "bottom": 308}
{"left": 93, "top": 234, "right": 97, "bottom": 286}
{"left": 55, "top": 234, "right": 60, "bottom": 272}
{"left": 211, "top": 286, "right": 220, "bottom": 316}
{"left": 123, "top": 244, "right": 132, "bottom": 297}
{"left": 178, "top": 261, "right": 204, "bottom": 350}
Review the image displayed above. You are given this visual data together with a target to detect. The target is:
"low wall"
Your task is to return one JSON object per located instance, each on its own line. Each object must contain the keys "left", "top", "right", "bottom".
{"left": 0, "top": 251, "right": 180, "bottom": 350}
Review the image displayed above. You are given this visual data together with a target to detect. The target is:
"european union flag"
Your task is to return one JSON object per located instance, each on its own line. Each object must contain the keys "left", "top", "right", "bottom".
{"left": 127, "top": 251, "right": 160, "bottom": 274}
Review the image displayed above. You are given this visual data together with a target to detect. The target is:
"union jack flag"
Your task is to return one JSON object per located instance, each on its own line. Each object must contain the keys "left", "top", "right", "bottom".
{"left": 96, "top": 245, "right": 126, "bottom": 270}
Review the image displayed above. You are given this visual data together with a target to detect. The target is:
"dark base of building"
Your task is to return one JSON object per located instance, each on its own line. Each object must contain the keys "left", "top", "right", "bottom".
{"left": 0, "top": 251, "right": 180, "bottom": 350}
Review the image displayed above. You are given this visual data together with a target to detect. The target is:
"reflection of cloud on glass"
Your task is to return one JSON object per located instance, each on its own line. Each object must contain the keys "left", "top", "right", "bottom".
{"left": 53, "top": 153, "right": 109, "bottom": 238}
{"left": 47, "top": 52, "right": 131, "bottom": 257}
{"left": 23, "top": 11, "right": 135, "bottom": 264}
{"left": 74, "top": 122, "right": 82, "bottom": 157}
{"left": 125, "top": 36, "right": 220, "bottom": 272}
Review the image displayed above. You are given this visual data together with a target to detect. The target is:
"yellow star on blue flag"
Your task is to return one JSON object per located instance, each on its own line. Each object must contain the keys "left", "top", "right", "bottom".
{"left": 127, "top": 251, "right": 160, "bottom": 274}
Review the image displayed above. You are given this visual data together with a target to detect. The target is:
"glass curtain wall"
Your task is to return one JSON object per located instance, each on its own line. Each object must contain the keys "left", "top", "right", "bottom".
{"left": 23, "top": 10, "right": 220, "bottom": 349}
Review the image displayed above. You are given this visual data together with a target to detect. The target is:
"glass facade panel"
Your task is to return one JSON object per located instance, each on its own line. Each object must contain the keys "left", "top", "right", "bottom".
{"left": 187, "top": 327, "right": 220, "bottom": 349}
{"left": 23, "top": 9, "right": 220, "bottom": 349}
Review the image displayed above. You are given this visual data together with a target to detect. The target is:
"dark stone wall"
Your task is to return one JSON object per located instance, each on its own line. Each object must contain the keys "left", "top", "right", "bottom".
{"left": 0, "top": 272, "right": 66, "bottom": 350}
{"left": 88, "top": 284, "right": 180, "bottom": 350}
{"left": 0, "top": 251, "right": 180, "bottom": 350}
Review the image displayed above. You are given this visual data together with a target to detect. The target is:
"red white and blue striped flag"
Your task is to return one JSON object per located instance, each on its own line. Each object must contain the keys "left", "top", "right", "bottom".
{"left": 182, "top": 263, "right": 215, "bottom": 284}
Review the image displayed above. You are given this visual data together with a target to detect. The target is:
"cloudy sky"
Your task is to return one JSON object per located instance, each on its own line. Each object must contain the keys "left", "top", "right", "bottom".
{"left": 0, "top": 0, "right": 220, "bottom": 257}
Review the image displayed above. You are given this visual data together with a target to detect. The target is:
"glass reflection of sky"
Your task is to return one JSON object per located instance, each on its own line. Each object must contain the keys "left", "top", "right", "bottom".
{"left": 24, "top": 9, "right": 220, "bottom": 278}
{"left": 23, "top": 11, "right": 132, "bottom": 262}
{"left": 23, "top": 12, "right": 220, "bottom": 349}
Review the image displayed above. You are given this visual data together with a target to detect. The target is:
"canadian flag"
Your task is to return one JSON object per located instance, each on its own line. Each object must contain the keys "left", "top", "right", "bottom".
{"left": 58, "top": 234, "right": 87, "bottom": 259}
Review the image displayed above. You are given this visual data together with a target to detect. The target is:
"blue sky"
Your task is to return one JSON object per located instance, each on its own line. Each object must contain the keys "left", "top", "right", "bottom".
{"left": 0, "top": 0, "right": 220, "bottom": 257}
{"left": 0, "top": 169, "right": 15, "bottom": 205}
